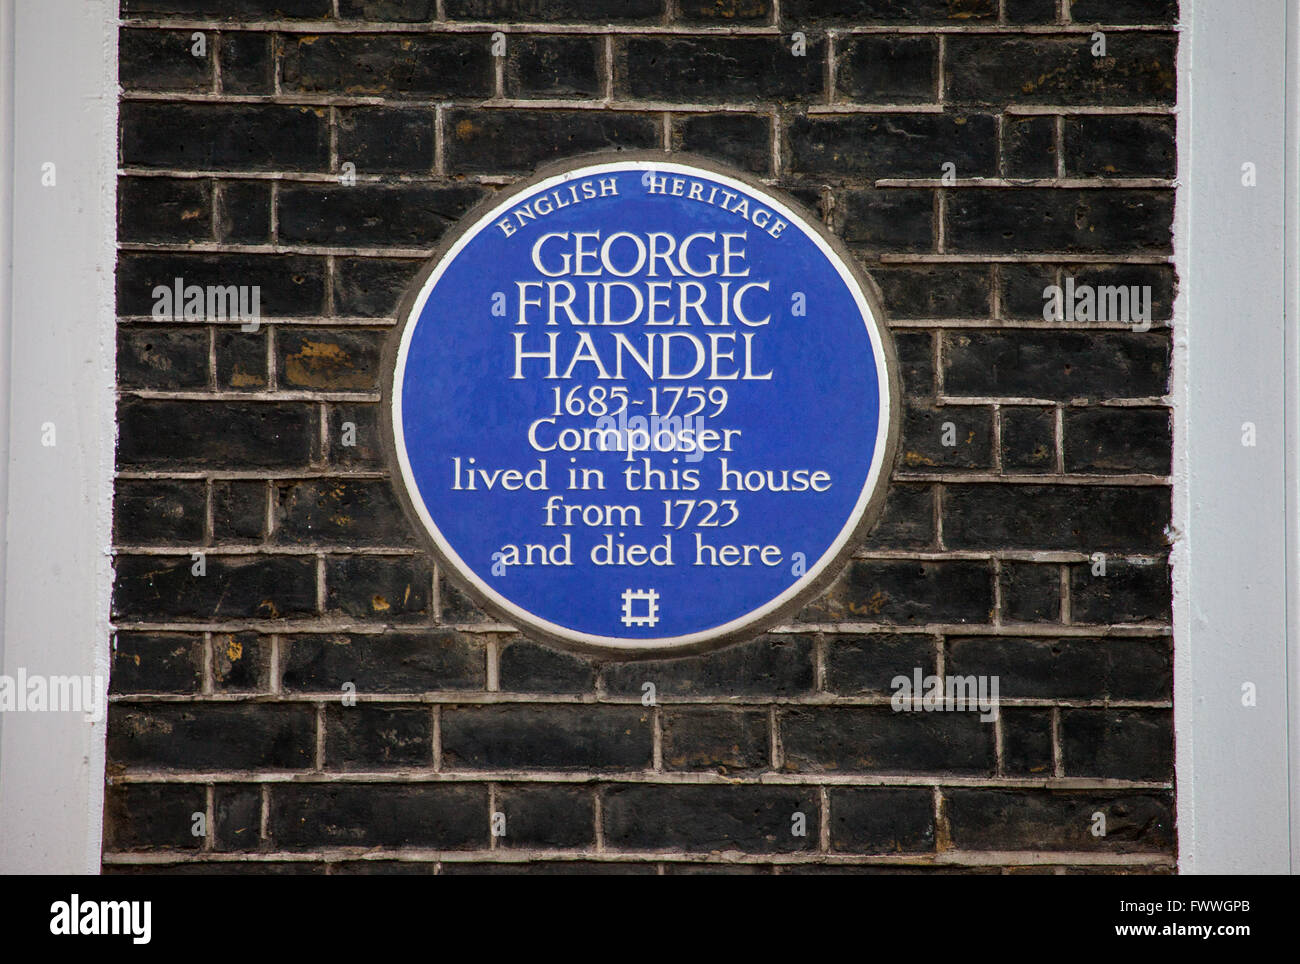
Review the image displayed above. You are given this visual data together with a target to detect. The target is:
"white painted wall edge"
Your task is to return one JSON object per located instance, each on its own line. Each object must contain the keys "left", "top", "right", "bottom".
{"left": 1175, "top": 0, "right": 1295, "bottom": 874}
{"left": 0, "top": 0, "right": 117, "bottom": 874}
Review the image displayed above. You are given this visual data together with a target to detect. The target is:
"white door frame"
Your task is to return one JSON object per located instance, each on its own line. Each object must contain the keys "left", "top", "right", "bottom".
{"left": 0, "top": 0, "right": 117, "bottom": 874}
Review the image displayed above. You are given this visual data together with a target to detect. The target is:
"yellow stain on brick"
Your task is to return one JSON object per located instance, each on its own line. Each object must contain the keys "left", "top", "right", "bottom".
{"left": 371, "top": 595, "right": 390, "bottom": 612}
{"left": 226, "top": 637, "right": 243, "bottom": 662}
{"left": 456, "top": 119, "right": 479, "bottom": 140}
{"left": 285, "top": 339, "right": 353, "bottom": 389}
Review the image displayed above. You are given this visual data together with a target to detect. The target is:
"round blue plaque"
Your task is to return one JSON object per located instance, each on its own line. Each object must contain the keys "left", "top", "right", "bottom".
{"left": 386, "top": 154, "right": 898, "bottom": 654}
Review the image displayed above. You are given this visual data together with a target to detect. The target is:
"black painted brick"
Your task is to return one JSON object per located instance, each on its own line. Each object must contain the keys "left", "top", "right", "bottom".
{"left": 946, "top": 636, "right": 1172, "bottom": 700}
{"left": 829, "top": 788, "right": 935, "bottom": 853}
{"left": 110, "top": 633, "right": 204, "bottom": 695}
{"left": 798, "top": 560, "right": 994, "bottom": 625}
{"left": 620, "top": 37, "right": 824, "bottom": 102}
{"left": 120, "top": 103, "right": 330, "bottom": 172}
{"left": 946, "top": 789, "right": 1174, "bottom": 851}
{"left": 661, "top": 708, "right": 770, "bottom": 772}
{"left": 603, "top": 785, "right": 820, "bottom": 852}
{"left": 325, "top": 704, "right": 433, "bottom": 768}
{"left": 601, "top": 634, "right": 815, "bottom": 697}
{"left": 325, "top": 555, "right": 432, "bottom": 621}
{"left": 1000, "top": 561, "right": 1062, "bottom": 622}
{"left": 441, "top": 705, "right": 653, "bottom": 770}
{"left": 507, "top": 36, "right": 602, "bottom": 99}
{"left": 498, "top": 637, "right": 597, "bottom": 693}
{"left": 781, "top": 706, "right": 996, "bottom": 773}
{"left": 114, "top": 478, "right": 207, "bottom": 545}
{"left": 279, "top": 631, "right": 486, "bottom": 692}
{"left": 280, "top": 33, "right": 493, "bottom": 97}
{"left": 1069, "top": 558, "right": 1171, "bottom": 623}
{"left": 942, "top": 484, "right": 1170, "bottom": 552}
{"left": 1060, "top": 708, "right": 1173, "bottom": 780}
{"left": 825, "top": 633, "right": 939, "bottom": 695}
{"left": 108, "top": 703, "right": 317, "bottom": 769}
{"left": 113, "top": 553, "right": 318, "bottom": 621}
{"left": 835, "top": 35, "right": 937, "bottom": 103}
{"left": 495, "top": 785, "right": 595, "bottom": 848}
{"left": 270, "top": 784, "right": 486, "bottom": 849}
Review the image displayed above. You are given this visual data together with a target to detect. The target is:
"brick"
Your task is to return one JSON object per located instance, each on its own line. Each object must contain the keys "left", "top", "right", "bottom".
{"left": 1004, "top": 0, "right": 1057, "bottom": 23}
{"left": 865, "top": 483, "right": 935, "bottom": 549}
{"left": 496, "top": 785, "right": 594, "bottom": 848}
{"left": 603, "top": 785, "right": 820, "bottom": 852}
{"left": 442, "top": 860, "right": 657, "bottom": 874}
{"left": 325, "top": 705, "right": 433, "bottom": 768}
{"left": 1060, "top": 708, "right": 1173, "bottom": 780}
{"left": 122, "top": 0, "right": 332, "bottom": 16}
{"left": 325, "top": 554, "right": 432, "bottom": 621}
{"left": 279, "top": 631, "right": 486, "bottom": 692}
{"left": 213, "top": 632, "right": 270, "bottom": 691}
{"left": 788, "top": 114, "right": 997, "bottom": 178}
{"left": 120, "top": 103, "right": 330, "bottom": 171}
{"left": 336, "top": 108, "right": 435, "bottom": 174}
{"left": 835, "top": 188, "right": 933, "bottom": 252}
{"left": 440, "top": 705, "right": 652, "bottom": 770}
{"left": 105, "top": 860, "right": 325, "bottom": 875}
{"left": 338, "top": 0, "right": 437, "bottom": 19}
{"left": 1002, "top": 115, "right": 1057, "bottom": 178}
{"left": 661, "top": 708, "right": 769, "bottom": 772}
{"left": 1069, "top": 558, "right": 1171, "bottom": 623}
{"left": 272, "top": 479, "right": 414, "bottom": 547}
{"left": 942, "top": 484, "right": 1170, "bottom": 551}
{"left": 1067, "top": 0, "right": 1178, "bottom": 25}
{"left": 899, "top": 404, "right": 993, "bottom": 469}
{"left": 1065, "top": 115, "right": 1175, "bottom": 177}
{"left": 942, "top": 331, "right": 1169, "bottom": 400}
{"left": 999, "top": 263, "right": 1058, "bottom": 318}
{"left": 507, "top": 36, "right": 602, "bottom": 99}
{"left": 675, "top": 113, "right": 772, "bottom": 176}
{"left": 1064, "top": 407, "right": 1171, "bottom": 474}
{"left": 825, "top": 633, "right": 938, "bottom": 695}
{"left": 445, "top": 109, "right": 659, "bottom": 174}
{"left": 215, "top": 327, "right": 268, "bottom": 391}
{"left": 1000, "top": 406, "right": 1056, "bottom": 473}
{"left": 1067, "top": 263, "right": 1175, "bottom": 320}
{"left": 117, "top": 399, "right": 316, "bottom": 469}
{"left": 498, "top": 637, "right": 596, "bottom": 693}
{"left": 327, "top": 404, "right": 385, "bottom": 467}
{"left": 446, "top": 0, "right": 664, "bottom": 21}
{"left": 212, "top": 480, "right": 267, "bottom": 542}
{"left": 117, "top": 327, "right": 209, "bottom": 390}
{"left": 117, "top": 253, "right": 328, "bottom": 317}
{"left": 945, "top": 189, "right": 1173, "bottom": 254}
{"left": 108, "top": 703, "right": 317, "bottom": 769}
{"left": 119, "top": 177, "right": 212, "bottom": 243}
{"left": 113, "top": 553, "right": 318, "bottom": 621}
{"left": 601, "top": 634, "right": 814, "bottom": 697}
{"left": 870, "top": 265, "right": 990, "bottom": 318}
{"left": 110, "top": 632, "right": 204, "bottom": 695}
{"left": 946, "top": 635, "right": 1172, "bottom": 700}
{"left": 215, "top": 181, "right": 273, "bottom": 243}
{"left": 679, "top": 0, "right": 771, "bottom": 22}
{"left": 214, "top": 785, "right": 262, "bottom": 851}
{"left": 798, "top": 560, "right": 993, "bottom": 625}
{"left": 893, "top": 330, "right": 935, "bottom": 398}
{"left": 276, "top": 184, "right": 484, "bottom": 247}
{"left": 946, "top": 789, "right": 1174, "bottom": 851}
{"left": 332, "top": 258, "right": 424, "bottom": 317}
{"left": 835, "top": 36, "right": 937, "bottom": 103}
{"left": 945, "top": 34, "right": 1177, "bottom": 106}
{"left": 104, "top": 785, "right": 206, "bottom": 851}
{"left": 270, "top": 784, "right": 486, "bottom": 849}
{"left": 1001, "top": 708, "right": 1053, "bottom": 775}
{"left": 782, "top": 707, "right": 995, "bottom": 773}
{"left": 1000, "top": 561, "right": 1061, "bottom": 622}
{"left": 281, "top": 34, "right": 493, "bottom": 97}
{"left": 781, "top": 0, "right": 997, "bottom": 22}
{"left": 439, "top": 572, "right": 492, "bottom": 623}
{"left": 119, "top": 28, "right": 213, "bottom": 91}
{"left": 620, "top": 37, "right": 824, "bottom": 102}
{"left": 114, "top": 479, "right": 206, "bottom": 546}
{"left": 218, "top": 32, "right": 274, "bottom": 93}
{"left": 828, "top": 788, "right": 934, "bottom": 853}
{"left": 275, "top": 327, "right": 386, "bottom": 391}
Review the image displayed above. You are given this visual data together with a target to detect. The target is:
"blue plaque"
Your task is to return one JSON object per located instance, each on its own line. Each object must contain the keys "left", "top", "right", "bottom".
{"left": 385, "top": 154, "right": 899, "bottom": 654}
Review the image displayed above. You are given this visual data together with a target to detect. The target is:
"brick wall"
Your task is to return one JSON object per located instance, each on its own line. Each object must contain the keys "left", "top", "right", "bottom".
{"left": 107, "top": 0, "right": 1178, "bottom": 873}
